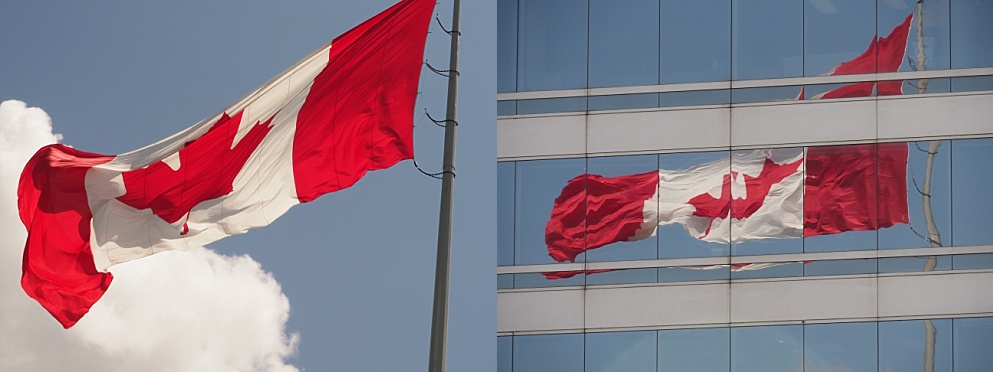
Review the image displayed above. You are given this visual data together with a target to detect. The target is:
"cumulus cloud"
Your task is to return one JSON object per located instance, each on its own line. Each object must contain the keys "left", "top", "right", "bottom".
{"left": 0, "top": 100, "right": 299, "bottom": 372}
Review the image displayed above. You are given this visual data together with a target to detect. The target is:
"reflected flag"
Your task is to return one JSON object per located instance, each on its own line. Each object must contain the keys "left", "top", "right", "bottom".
{"left": 18, "top": 0, "right": 435, "bottom": 328}
{"left": 545, "top": 144, "right": 909, "bottom": 263}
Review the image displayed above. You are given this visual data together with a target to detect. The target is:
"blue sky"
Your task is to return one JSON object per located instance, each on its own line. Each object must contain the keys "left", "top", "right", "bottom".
{"left": 0, "top": 1, "right": 494, "bottom": 371}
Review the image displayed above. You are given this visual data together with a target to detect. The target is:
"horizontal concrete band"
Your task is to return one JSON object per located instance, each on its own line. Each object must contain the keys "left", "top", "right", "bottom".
{"left": 497, "top": 270, "right": 993, "bottom": 334}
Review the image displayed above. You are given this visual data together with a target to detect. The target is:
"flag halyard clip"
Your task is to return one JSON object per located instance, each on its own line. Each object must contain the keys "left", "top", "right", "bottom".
{"left": 425, "top": 109, "right": 457, "bottom": 128}
{"left": 425, "top": 61, "right": 459, "bottom": 78}
{"left": 436, "top": 15, "right": 460, "bottom": 37}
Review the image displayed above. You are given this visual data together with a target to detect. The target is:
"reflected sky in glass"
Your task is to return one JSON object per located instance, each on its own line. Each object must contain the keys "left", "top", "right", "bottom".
{"left": 732, "top": 0, "right": 803, "bottom": 80}
{"left": 586, "top": 331, "right": 657, "bottom": 372}
{"left": 804, "top": 322, "right": 877, "bottom": 372}
{"left": 882, "top": 0, "right": 950, "bottom": 73}
{"left": 659, "top": 327, "right": 730, "bottom": 372}
{"left": 513, "top": 333, "right": 584, "bottom": 372}
{"left": 589, "top": 0, "right": 659, "bottom": 88}
{"left": 515, "top": 158, "right": 586, "bottom": 265}
{"left": 498, "top": 162, "right": 515, "bottom": 266}
{"left": 879, "top": 319, "right": 953, "bottom": 372}
{"left": 660, "top": 0, "right": 731, "bottom": 84}
{"left": 951, "top": 0, "right": 993, "bottom": 68}
{"left": 951, "top": 138, "right": 993, "bottom": 246}
{"left": 731, "top": 325, "right": 803, "bottom": 372}
{"left": 881, "top": 140, "right": 951, "bottom": 249}
{"left": 517, "top": 0, "right": 587, "bottom": 91}
{"left": 953, "top": 317, "right": 993, "bottom": 371}
{"left": 497, "top": 336, "right": 512, "bottom": 372}
{"left": 804, "top": 0, "right": 876, "bottom": 76}
{"left": 497, "top": 0, "right": 517, "bottom": 93}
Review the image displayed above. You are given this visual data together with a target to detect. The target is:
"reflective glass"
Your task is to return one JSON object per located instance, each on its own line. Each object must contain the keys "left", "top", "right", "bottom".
{"left": 660, "top": 0, "right": 731, "bottom": 84}
{"left": 585, "top": 268, "right": 657, "bottom": 285}
{"left": 732, "top": 0, "right": 803, "bottom": 80}
{"left": 951, "top": 75, "right": 993, "bottom": 92}
{"left": 586, "top": 155, "right": 659, "bottom": 262}
{"left": 517, "top": 0, "right": 587, "bottom": 91}
{"left": 659, "top": 151, "right": 731, "bottom": 258}
{"left": 516, "top": 97, "right": 587, "bottom": 115}
{"left": 731, "top": 325, "right": 803, "bottom": 372}
{"left": 659, "top": 327, "right": 730, "bottom": 372}
{"left": 886, "top": 78, "right": 951, "bottom": 95}
{"left": 878, "top": 255, "right": 950, "bottom": 273}
{"left": 953, "top": 317, "right": 993, "bottom": 371}
{"left": 804, "top": 0, "right": 876, "bottom": 76}
{"left": 881, "top": 140, "right": 951, "bottom": 249}
{"left": 803, "top": 82, "right": 877, "bottom": 99}
{"left": 497, "top": 336, "right": 512, "bottom": 372}
{"left": 515, "top": 158, "right": 586, "bottom": 265}
{"left": 498, "top": 0, "right": 517, "bottom": 93}
{"left": 513, "top": 333, "right": 584, "bottom": 372}
{"left": 804, "top": 322, "right": 876, "bottom": 372}
{"left": 498, "top": 162, "right": 515, "bottom": 266}
{"left": 731, "top": 86, "right": 802, "bottom": 104}
{"left": 880, "top": 0, "right": 950, "bottom": 73}
{"left": 952, "top": 253, "right": 993, "bottom": 270}
{"left": 731, "top": 148, "right": 804, "bottom": 256}
{"left": 588, "top": 93, "right": 659, "bottom": 111}
{"left": 497, "top": 100, "right": 517, "bottom": 116}
{"left": 951, "top": 0, "right": 993, "bottom": 68}
{"left": 951, "top": 138, "right": 993, "bottom": 246}
{"left": 497, "top": 273, "right": 514, "bottom": 289}
{"left": 879, "top": 319, "right": 953, "bottom": 372}
{"left": 589, "top": 0, "right": 659, "bottom": 88}
{"left": 659, "top": 265, "right": 730, "bottom": 282}
{"left": 586, "top": 331, "right": 657, "bottom": 372}
{"left": 515, "top": 271, "right": 584, "bottom": 288}
{"left": 803, "top": 258, "right": 876, "bottom": 276}
{"left": 730, "top": 262, "right": 803, "bottom": 279}
{"left": 804, "top": 144, "right": 889, "bottom": 253}
{"left": 659, "top": 89, "right": 730, "bottom": 107}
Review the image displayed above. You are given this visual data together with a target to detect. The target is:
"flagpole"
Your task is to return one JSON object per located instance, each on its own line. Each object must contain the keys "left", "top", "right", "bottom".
{"left": 429, "top": 0, "right": 460, "bottom": 371}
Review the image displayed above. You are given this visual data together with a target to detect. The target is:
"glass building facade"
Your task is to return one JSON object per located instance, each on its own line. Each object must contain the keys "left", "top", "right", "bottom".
{"left": 498, "top": 0, "right": 993, "bottom": 370}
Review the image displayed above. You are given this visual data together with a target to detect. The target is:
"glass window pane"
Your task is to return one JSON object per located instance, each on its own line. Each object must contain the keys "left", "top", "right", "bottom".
{"left": 804, "top": 0, "right": 876, "bottom": 76}
{"left": 731, "top": 86, "right": 802, "bottom": 104}
{"left": 804, "top": 322, "right": 876, "bottom": 372}
{"left": 513, "top": 333, "right": 584, "bottom": 372}
{"left": 951, "top": 138, "right": 993, "bottom": 246}
{"left": 879, "top": 255, "right": 950, "bottom": 273}
{"left": 660, "top": 0, "right": 731, "bottom": 84}
{"left": 803, "top": 258, "right": 876, "bottom": 276}
{"left": 589, "top": 0, "right": 659, "bottom": 88}
{"left": 951, "top": 75, "right": 993, "bottom": 92}
{"left": 879, "top": 319, "right": 953, "bottom": 372}
{"left": 952, "top": 253, "right": 993, "bottom": 270}
{"left": 498, "top": 162, "right": 515, "bottom": 266}
{"left": 498, "top": 273, "right": 514, "bottom": 289}
{"left": 498, "top": 336, "right": 513, "bottom": 372}
{"left": 731, "top": 262, "right": 803, "bottom": 279}
{"left": 803, "top": 82, "right": 877, "bottom": 100}
{"left": 659, "top": 89, "right": 730, "bottom": 107}
{"left": 660, "top": 327, "right": 730, "bottom": 372}
{"left": 516, "top": 97, "right": 587, "bottom": 115}
{"left": 586, "top": 155, "right": 659, "bottom": 262}
{"left": 497, "top": 100, "right": 517, "bottom": 116}
{"left": 659, "top": 265, "right": 730, "bottom": 282}
{"left": 732, "top": 0, "right": 803, "bottom": 80}
{"left": 659, "top": 151, "right": 731, "bottom": 258}
{"left": 516, "top": 271, "right": 585, "bottom": 288}
{"left": 804, "top": 143, "right": 904, "bottom": 253}
{"left": 588, "top": 93, "right": 659, "bottom": 111}
{"left": 516, "top": 158, "right": 586, "bottom": 265}
{"left": 880, "top": 0, "right": 950, "bottom": 73}
{"left": 498, "top": 0, "right": 518, "bottom": 93}
{"left": 586, "top": 331, "right": 657, "bottom": 372}
{"left": 881, "top": 140, "right": 951, "bottom": 249}
{"left": 585, "top": 268, "right": 657, "bottom": 285}
{"left": 518, "top": 0, "right": 588, "bottom": 91}
{"left": 889, "top": 78, "right": 951, "bottom": 96}
{"left": 731, "top": 325, "right": 803, "bottom": 372}
{"left": 730, "top": 148, "right": 804, "bottom": 256}
{"left": 953, "top": 317, "right": 993, "bottom": 371}
{"left": 951, "top": 0, "right": 993, "bottom": 68}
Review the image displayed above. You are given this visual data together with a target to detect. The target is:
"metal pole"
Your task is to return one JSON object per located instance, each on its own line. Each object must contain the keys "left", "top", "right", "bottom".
{"left": 429, "top": 0, "right": 460, "bottom": 371}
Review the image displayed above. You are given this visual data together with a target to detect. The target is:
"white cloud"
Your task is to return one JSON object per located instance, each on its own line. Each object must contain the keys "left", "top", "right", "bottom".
{"left": 0, "top": 100, "right": 299, "bottom": 372}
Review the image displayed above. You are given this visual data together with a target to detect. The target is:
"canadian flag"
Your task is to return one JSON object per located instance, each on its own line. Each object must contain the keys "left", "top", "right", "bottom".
{"left": 545, "top": 144, "right": 910, "bottom": 263}
{"left": 18, "top": 0, "right": 435, "bottom": 328}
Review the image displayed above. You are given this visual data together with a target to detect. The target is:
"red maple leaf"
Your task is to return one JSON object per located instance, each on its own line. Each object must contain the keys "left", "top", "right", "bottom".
{"left": 687, "top": 158, "right": 802, "bottom": 238}
{"left": 117, "top": 111, "right": 275, "bottom": 234}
